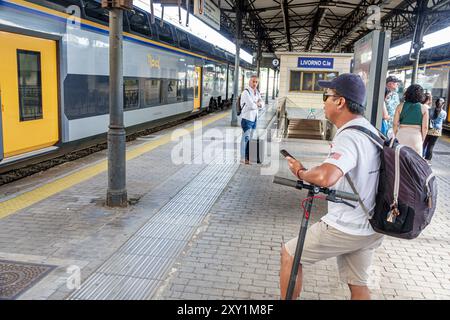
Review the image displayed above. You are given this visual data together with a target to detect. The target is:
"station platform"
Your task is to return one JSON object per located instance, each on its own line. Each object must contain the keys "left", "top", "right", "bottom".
{"left": 0, "top": 100, "right": 449, "bottom": 300}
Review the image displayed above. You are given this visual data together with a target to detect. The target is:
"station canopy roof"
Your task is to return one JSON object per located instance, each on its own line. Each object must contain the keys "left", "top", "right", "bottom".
{"left": 217, "top": 0, "right": 450, "bottom": 55}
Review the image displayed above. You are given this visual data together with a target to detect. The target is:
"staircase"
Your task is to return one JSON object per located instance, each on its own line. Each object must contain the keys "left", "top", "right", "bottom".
{"left": 287, "top": 119, "right": 325, "bottom": 140}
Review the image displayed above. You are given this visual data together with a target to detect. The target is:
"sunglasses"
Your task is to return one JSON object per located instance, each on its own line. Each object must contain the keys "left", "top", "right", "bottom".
{"left": 322, "top": 92, "right": 341, "bottom": 102}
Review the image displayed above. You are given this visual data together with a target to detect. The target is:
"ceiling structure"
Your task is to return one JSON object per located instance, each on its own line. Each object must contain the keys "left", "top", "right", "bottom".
{"left": 215, "top": 0, "right": 450, "bottom": 56}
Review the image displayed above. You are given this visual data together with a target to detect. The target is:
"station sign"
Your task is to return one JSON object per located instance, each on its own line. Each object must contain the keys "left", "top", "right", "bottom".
{"left": 297, "top": 57, "right": 334, "bottom": 69}
{"left": 194, "top": 0, "right": 221, "bottom": 30}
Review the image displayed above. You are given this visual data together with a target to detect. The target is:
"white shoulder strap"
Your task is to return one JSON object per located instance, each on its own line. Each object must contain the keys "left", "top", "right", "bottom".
{"left": 345, "top": 175, "right": 372, "bottom": 218}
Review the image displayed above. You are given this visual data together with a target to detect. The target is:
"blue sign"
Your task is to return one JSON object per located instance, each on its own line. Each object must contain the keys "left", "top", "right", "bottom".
{"left": 298, "top": 57, "right": 334, "bottom": 69}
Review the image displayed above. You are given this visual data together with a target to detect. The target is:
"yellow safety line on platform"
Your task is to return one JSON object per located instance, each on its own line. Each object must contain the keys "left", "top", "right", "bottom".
{"left": 0, "top": 112, "right": 229, "bottom": 220}
{"left": 441, "top": 134, "right": 450, "bottom": 144}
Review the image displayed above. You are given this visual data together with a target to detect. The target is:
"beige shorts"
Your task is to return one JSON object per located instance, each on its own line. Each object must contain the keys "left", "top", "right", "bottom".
{"left": 285, "top": 220, "right": 384, "bottom": 286}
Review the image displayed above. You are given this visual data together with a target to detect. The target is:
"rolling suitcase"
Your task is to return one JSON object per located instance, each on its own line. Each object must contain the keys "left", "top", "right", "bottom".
{"left": 248, "top": 137, "right": 265, "bottom": 164}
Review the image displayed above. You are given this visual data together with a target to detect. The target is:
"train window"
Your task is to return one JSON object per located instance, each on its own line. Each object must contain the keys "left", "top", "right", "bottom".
{"left": 30, "top": 0, "right": 83, "bottom": 13}
{"left": 155, "top": 22, "right": 174, "bottom": 45}
{"left": 201, "top": 42, "right": 213, "bottom": 56}
{"left": 167, "top": 80, "right": 177, "bottom": 100}
{"left": 177, "top": 78, "right": 186, "bottom": 102}
{"left": 188, "top": 36, "right": 201, "bottom": 54}
{"left": 17, "top": 50, "right": 43, "bottom": 121}
{"left": 176, "top": 29, "right": 190, "bottom": 50}
{"left": 186, "top": 69, "right": 195, "bottom": 101}
{"left": 289, "top": 71, "right": 301, "bottom": 91}
{"left": 84, "top": 0, "right": 109, "bottom": 24}
{"left": 144, "top": 79, "right": 161, "bottom": 106}
{"left": 127, "top": 10, "right": 152, "bottom": 37}
{"left": 124, "top": 78, "right": 139, "bottom": 109}
{"left": 189, "top": 36, "right": 212, "bottom": 56}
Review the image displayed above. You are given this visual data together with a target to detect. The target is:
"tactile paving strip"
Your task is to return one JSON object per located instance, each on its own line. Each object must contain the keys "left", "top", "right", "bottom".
{"left": 68, "top": 157, "right": 239, "bottom": 300}
{"left": 0, "top": 260, "right": 55, "bottom": 300}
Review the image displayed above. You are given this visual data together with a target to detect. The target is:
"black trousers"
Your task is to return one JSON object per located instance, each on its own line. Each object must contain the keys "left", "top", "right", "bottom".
{"left": 423, "top": 135, "right": 439, "bottom": 160}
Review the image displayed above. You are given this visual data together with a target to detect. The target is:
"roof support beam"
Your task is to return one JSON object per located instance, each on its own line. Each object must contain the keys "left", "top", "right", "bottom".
{"left": 322, "top": 0, "right": 381, "bottom": 52}
{"left": 305, "top": 1, "right": 328, "bottom": 51}
{"left": 243, "top": 0, "right": 275, "bottom": 52}
{"left": 248, "top": 2, "right": 318, "bottom": 13}
{"left": 281, "top": 0, "right": 293, "bottom": 51}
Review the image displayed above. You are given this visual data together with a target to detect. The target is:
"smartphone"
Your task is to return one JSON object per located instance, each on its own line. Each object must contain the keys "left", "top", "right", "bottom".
{"left": 280, "top": 149, "right": 295, "bottom": 159}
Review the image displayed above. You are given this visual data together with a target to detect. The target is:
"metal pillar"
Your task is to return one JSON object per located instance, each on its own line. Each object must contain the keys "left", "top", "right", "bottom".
{"left": 265, "top": 68, "right": 270, "bottom": 105}
{"left": 256, "top": 40, "right": 261, "bottom": 78}
{"left": 272, "top": 68, "right": 276, "bottom": 99}
{"left": 225, "top": 63, "right": 229, "bottom": 100}
{"left": 231, "top": 0, "right": 242, "bottom": 127}
{"left": 411, "top": 49, "right": 423, "bottom": 85}
{"left": 410, "top": 0, "right": 428, "bottom": 85}
{"left": 106, "top": 8, "right": 127, "bottom": 207}
{"left": 275, "top": 70, "right": 279, "bottom": 97}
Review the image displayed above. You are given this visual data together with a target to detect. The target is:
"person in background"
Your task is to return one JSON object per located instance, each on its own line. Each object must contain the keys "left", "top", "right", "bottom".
{"left": 385, "top": 76, "right": 402, "bottom": 133}
{"left": 423, "top": 98, "right": 447, "bottom": 162}
{"left": 423, "top": 92, "right": 433, "bottom": 109}
{"left": 381, "top": 88, "right": 391, "bottom": 137}
{"left": 393, "top": 84, "right": 429, "bottom": 155}
{"left": 240, "top": 75, "right": 264, "bottom": 164}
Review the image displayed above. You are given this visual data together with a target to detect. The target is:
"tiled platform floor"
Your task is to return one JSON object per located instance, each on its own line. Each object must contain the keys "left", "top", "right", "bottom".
{"left": 0, "top": 101, "right": 449, "bottom": 300}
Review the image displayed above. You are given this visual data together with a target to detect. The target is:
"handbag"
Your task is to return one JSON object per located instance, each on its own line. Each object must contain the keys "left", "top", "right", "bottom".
{"left": 428, "top": 128, "right": 442, "bottom": 136}
{"left": 428, "top": 113, "right": 442, "bottom": 136}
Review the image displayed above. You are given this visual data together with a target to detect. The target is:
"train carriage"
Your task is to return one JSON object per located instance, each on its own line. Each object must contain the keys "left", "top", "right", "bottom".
{"left": 0, "top": 0, "right": 253, "bottom": 171}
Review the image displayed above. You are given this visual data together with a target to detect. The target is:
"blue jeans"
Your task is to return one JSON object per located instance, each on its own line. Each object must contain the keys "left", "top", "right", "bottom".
{"left": 380, "top": 119, "right": 388, "bottom": 136}
{"left": 240, "top": 118, "right": 257, "bottom": 161}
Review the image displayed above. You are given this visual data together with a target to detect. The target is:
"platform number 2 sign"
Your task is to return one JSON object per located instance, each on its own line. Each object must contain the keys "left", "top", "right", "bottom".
{"left": 366, "top": 5, "right": 381, "bottom": 30}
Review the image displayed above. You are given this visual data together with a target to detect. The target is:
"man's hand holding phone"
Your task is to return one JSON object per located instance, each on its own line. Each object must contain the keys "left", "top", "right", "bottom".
{"left": 280, "top": 149, "right": 306, "bottom": 179}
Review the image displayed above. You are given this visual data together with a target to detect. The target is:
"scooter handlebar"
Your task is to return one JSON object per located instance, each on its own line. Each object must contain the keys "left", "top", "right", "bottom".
{"left": 273, "top": 176, "right": 359, "bottom": 202}
{"left": 333, "top": 190, "right": 359, "bottom": 202}
{"left": 272, "top": 176, "right": 298, "bottom": 188}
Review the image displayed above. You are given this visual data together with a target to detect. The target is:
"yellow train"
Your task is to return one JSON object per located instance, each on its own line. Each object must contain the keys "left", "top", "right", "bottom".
{"left": 0, "top": 0, "right": 254, "bottom": 172}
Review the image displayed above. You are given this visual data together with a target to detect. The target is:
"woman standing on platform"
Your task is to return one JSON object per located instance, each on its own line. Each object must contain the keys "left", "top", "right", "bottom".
{"left": 423, "top": 98, "right": 447, "bottom": 161}
{"left": 393, "top": 84, "right": 429, "bottom": 155}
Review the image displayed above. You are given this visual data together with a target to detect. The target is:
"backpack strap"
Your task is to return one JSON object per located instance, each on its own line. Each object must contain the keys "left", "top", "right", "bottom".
{"left": 345, "top": 175, "right": 372, "bottom": 218}
{"left": 341, "top": 125, "right": 384, "bottom": 149}
{"left": 339, "top": 125, "right": 384, "bottom": 218}
{"left": 240, "top": 88, "right": 251, "bottom": 110}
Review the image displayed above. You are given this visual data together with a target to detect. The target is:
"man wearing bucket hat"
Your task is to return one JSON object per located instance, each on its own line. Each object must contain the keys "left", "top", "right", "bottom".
{"left": 280, "top": 73, "right": 384, "bottom": 300}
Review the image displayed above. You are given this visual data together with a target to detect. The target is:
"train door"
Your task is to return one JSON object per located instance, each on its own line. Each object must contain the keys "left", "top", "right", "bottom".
{"left": 194, "top": 66, "right": 202, "bottom": 110}
{"left": 0, "top": 31, "right": 59, "bottom": 158}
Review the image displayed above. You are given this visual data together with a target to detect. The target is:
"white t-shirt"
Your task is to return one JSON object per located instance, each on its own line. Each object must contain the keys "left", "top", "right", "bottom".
{"left": 321, "top": 117, "right": 381, "bottom": 236}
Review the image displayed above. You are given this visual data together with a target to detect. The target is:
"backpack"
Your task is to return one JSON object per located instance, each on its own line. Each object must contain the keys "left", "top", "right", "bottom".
{"left": 236, "top": 88, "right": 251, "bottom": 116}
{"left": 343, "top": 125, "right": 437, "bottom": 239}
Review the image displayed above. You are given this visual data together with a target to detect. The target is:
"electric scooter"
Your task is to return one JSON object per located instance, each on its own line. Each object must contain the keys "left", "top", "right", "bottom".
{"left": 273, "top": 176, "right": 359, "bottom": 300}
